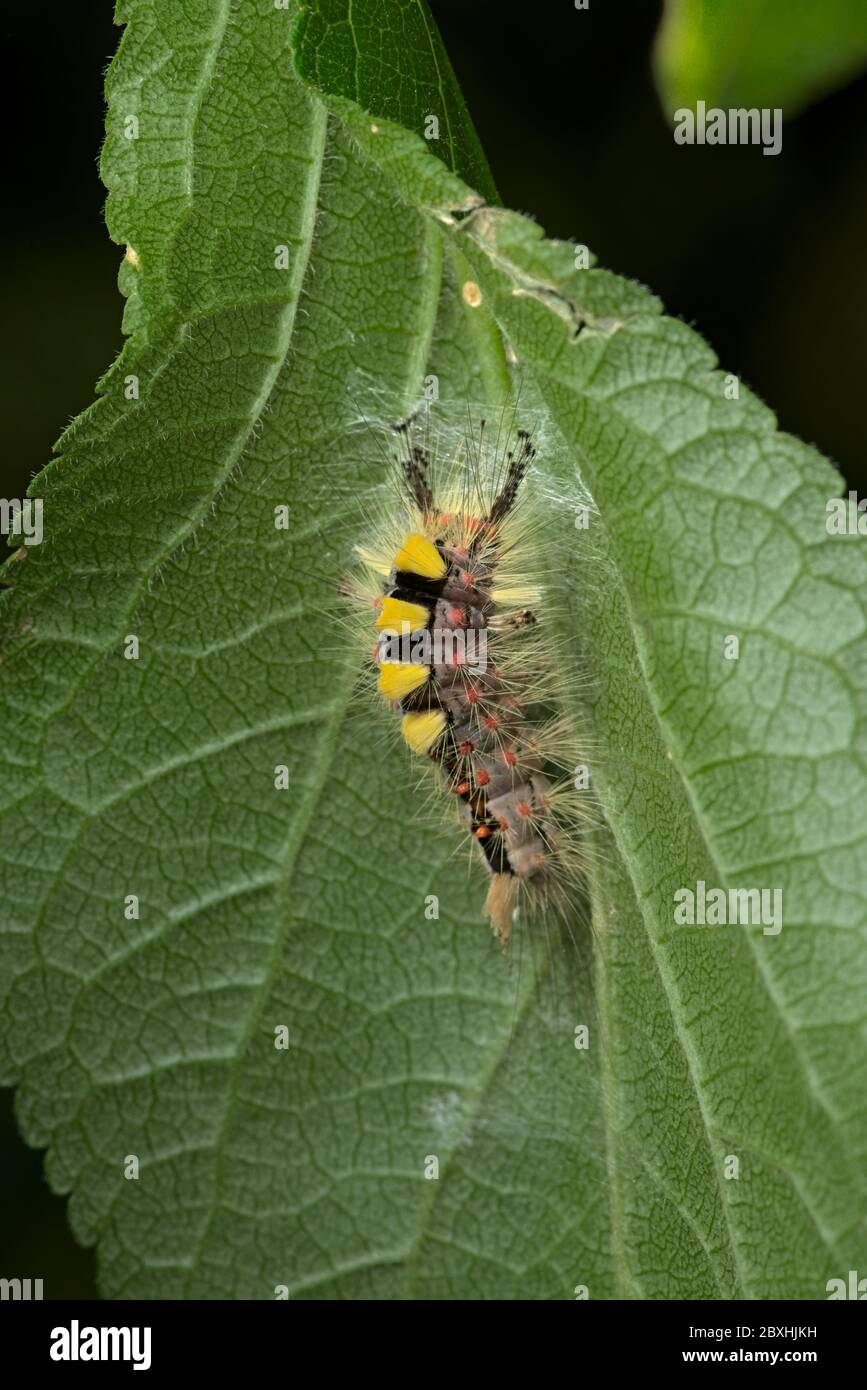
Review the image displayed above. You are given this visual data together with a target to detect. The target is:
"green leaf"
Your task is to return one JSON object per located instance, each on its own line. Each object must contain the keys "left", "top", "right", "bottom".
{"left": 293, "top": 0, "right": 497, "bottom": 201}
{"left": 1, "top": 0, "right": 865, "bottom": 1302}
{"left": 654, "top": 0, "right": 867, "bottom": 118}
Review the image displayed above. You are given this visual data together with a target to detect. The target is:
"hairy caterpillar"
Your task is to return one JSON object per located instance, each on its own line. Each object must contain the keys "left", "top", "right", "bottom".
{"left": 345, "top": 404, "right": 590, "bottom": 954}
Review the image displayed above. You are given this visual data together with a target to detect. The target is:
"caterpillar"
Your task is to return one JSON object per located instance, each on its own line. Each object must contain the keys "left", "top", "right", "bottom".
{"left": 346, "top": 405, "right": 589, "bottom": 953}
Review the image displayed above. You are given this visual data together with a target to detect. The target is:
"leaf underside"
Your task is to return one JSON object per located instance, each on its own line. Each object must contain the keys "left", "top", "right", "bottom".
{"left": 0, "top": 0, "right": 864, "bottom": 1299}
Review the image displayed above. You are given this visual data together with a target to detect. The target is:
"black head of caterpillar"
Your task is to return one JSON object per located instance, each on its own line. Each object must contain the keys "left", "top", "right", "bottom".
{"left": 350, "top": 416, "right": 586, "bottom": 951}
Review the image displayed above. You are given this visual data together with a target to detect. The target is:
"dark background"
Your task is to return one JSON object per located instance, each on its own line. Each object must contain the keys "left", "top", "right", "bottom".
{"left": 1, "top": 0, "right": 864, "bottom": 1298}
